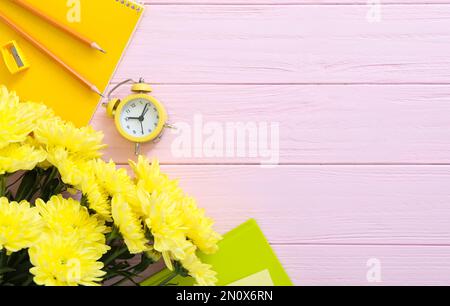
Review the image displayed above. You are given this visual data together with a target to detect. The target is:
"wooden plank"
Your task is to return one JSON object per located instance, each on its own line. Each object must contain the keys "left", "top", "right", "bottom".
{"left": 113, "top": 5, "right": 450, "bottom": 84}
{"left": 274, "top": 244, "right": 450, "bottom": 285}
{"left": 110, "top": 244, "right": 450, "bottom": 285}
{"left": 113, "top": 165, "right": 450, "bottom": 245}
{"left": 127, "top": 244, "right": 450, "bottom": 285}
{"left": 93, "top": 85, "right": 450, "bottom": 164}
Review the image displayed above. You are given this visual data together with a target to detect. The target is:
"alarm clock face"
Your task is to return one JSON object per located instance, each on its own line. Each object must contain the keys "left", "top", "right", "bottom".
{"left": 119, "top": 98, "right": 161, "bottom": 138}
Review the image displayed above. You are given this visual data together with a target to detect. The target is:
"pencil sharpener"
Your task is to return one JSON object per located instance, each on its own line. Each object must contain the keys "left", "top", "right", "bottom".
{"left": 1, "top": 40, "right": 30, "bottom": 74}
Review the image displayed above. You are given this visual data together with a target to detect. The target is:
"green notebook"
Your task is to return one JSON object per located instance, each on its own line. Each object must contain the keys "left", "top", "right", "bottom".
{"left": 141, "top": 219, "right": 292, "bottom": 286}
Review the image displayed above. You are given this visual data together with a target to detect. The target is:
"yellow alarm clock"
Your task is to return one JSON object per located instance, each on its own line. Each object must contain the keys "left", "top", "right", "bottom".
{"left": 103, "top": 78, "right": 170, "bottom": 155}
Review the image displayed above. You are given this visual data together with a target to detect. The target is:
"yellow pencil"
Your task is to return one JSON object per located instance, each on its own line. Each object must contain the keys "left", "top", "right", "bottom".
{"left": 11, "top": 0, "right": 106, "bottom": 53}
{"left": 0, "top": 10, "right": 103, "bottom": 96}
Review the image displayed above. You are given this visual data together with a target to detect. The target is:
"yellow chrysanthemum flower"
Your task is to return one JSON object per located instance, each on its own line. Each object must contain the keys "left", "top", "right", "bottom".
{"left": 80, "top": 177, "right": 112, "bottom": 221}
{"left": 130, "top": 156, "right": 183, "bottom": 199}
{"left": 45, "top": 149, "right": 112, "bottom": 220}
{"left": 0, "top": 83, "right": 221, "bottom": 286}
{"left": 0, "top": 141, "right": 47, "bottom": 175}
{"left": 46, "top": 146, "right": 85, "bottom": 186}
{"left": 35, "top": 195, "right": 110, "bottom": 254}
{"left": 77, "top": 161, "right": 112, "bottom": 220}
{"left": 134, "top": 157, "right": 221, "bottom": 259}
{"left": 34, "top": 117, "right": 106, "bottom": 159}
{"left": 129, "top": 155, "right": 157, "bottom": 182}
{"left": 138, "top": 189, "right": 191, "bottom": 264}
{"left": 180, "top": 245, "right": 218, "bottom": 286}
{"left": 0, "top": 197, "right": 43, "bottom": 253}
{"left": 92, "top": 159, "right": 141, "bottom": 215}
{"left": 111, "top": 195, "right": 148, "bottom": 254}
{"left": 92, "top": 159, "right": 133, "bottom": 196}
{"left": 181, "top": 196, "right": 221, "bottom": 255}
{"left": 145, "top": 245, "right": 162, "bottom": 262}
{"left": 29, "top": 232, "right": 106, "bottom": 286}
{"left": 0, "top": 86, "right": 51, "bottom": 149}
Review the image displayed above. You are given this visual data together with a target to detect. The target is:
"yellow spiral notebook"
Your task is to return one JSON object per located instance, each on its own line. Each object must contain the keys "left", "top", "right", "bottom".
{"left": 0, "top": 0, "right": 144, "bottom": 126}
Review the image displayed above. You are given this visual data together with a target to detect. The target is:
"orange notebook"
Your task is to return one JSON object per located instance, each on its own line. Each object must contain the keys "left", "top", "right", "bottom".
{"left": 0, "top": 0, "right": 144, "bottom": 126}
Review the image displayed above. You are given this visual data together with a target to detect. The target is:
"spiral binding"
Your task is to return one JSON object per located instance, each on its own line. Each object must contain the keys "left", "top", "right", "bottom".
{"left": 115, "top": 0, "right": 143, "bottom": 12}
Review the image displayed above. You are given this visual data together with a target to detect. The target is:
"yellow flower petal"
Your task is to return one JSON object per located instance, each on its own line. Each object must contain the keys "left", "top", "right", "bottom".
{"left": 0, "top": 142, "right": 46, "bottom": 175}
{"left": 29, "top": 232, "right": 106, "bottom": 286}
{"left": 111, "top": 195, "right": 148, "bottom": 254}
{"left": 34, "top": 117, "right": 106, "bottom": 159}
{"left": 0, "top": 197, "right": 43, "bottom": 253}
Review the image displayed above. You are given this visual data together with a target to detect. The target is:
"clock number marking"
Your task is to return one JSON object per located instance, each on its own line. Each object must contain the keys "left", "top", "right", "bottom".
{"left": 121, "top": 99, "right": 163, "bottom": 139}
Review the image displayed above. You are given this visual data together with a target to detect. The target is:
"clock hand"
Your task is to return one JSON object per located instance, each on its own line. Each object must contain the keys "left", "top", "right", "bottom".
{"left": 126, "top": 116, "right": 141, "bottom": 120}
{"left": 142, "top": 105, "right": 150, "bottom": 117}
{"left": 140, "top": 121, "right": 144, "bottom": 135}
{"left": 140, "top": 104, "right": 149, "bottom": 118}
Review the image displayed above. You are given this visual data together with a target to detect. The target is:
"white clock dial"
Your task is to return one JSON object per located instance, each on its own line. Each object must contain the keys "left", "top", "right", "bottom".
{"left": 119, "top": 98, "right": 160, "bottom": 137}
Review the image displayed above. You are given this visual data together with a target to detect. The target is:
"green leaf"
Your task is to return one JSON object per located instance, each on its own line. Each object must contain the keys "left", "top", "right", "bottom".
{"left": 7, "top": 249, "right": 29, "bottom": 268}
{"left": 40, "top": 178, "right": 60, "bottom": 201}
{"left": 0, "top": 267, "right": 16, "bottom": 274}
{"left": 6, "top": 272, "right": 32, "bottom": 284}
{"left": 39, "top": 167, "right": 67, "bottom": 201}
{"left": 5, "top": 191, "right": 14, "bottom": 201}
{"left": 22, "top": 275, "right": 34, "bottom": 286}
{"left": 15, "top": 170, "right": 38, "bottom": 201}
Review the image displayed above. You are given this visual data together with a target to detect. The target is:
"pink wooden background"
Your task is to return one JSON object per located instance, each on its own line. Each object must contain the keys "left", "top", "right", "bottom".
{"left": 90, "top": 1, "right": 450, "bottom": 285}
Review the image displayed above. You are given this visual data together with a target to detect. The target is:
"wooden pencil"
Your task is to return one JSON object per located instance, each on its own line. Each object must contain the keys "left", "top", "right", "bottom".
{"left": 11, "top": 0, "right": 106, "bottom": 53}
{"left": 0, "top": 10, "right": 103, "bottom": 96}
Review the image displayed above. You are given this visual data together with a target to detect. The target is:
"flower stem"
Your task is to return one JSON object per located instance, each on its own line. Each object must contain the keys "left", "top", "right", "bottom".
{"left": 0, "top": 249, "right": 7, "bottom": 284}
{"left": 106, "top": 227, "right": 120, "bottom": 244}
{"left": 109, "top": 272, "right": 139, "bottom": 286}
{"left": 41, "top": 167, "right": 58, "bottom": 189}
{"left": 0, "top": 249, "right": 7, "bottom": 267}
{"left": 158, "top": 271, "right": 178, "bottom": 286}
{"left": 103, "top": 247, "right": 128, "bottom": 266}
{"left": 0, "top": 175, "right": 6, "bottom": 197}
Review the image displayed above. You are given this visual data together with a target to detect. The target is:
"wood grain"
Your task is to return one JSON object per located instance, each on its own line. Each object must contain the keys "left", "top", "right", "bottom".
{"left": 274, "top": 244, "right": 450, "bottom": 285}
{"left": 94, "top": 85, "right": 450, "bottom": 164}
{"left": 112, "top": 4, "right": 450, "bottom": 84}
{"left": 89, "top": 2, "right": 450, "bottom": 285}
{"left": 116, "top": 165, "right": 450, "bottom": 245}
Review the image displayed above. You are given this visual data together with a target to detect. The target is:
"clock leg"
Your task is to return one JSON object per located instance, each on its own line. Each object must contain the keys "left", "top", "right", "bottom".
{"left": 135, "top": 143, "right": 141, "bottom": 156}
